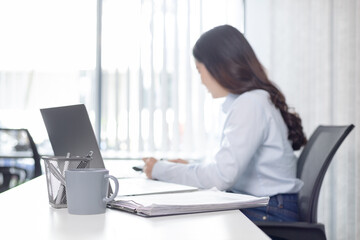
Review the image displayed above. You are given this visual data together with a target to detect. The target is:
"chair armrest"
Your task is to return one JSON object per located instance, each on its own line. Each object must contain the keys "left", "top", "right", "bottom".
{"left": 254, "top": 221, "right": 326, "bottom": 240}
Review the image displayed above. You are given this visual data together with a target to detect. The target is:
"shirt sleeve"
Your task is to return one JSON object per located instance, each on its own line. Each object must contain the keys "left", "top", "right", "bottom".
{"left": 152, "top": 95, "right": 268, "bottom": 191}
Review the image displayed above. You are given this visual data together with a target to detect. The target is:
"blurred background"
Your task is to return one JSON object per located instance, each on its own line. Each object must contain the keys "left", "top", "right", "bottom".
{"left": 0, "top": 0, "right": 359, "bottom": 239}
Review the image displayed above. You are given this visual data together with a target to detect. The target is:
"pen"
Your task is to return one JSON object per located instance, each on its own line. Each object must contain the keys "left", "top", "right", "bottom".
{"left": 132, "top": 166, "right": 143, "bottom": 172}
{"left": 132, "top": 158, "right": 167, "bottom": 172}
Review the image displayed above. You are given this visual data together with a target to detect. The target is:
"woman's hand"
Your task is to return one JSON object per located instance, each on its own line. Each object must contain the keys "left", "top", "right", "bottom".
{"left": 142, "top": 157, "right": 189, "bottom": 179}
{"left": 142, "top": 157, "right": 158, "bottom": 179}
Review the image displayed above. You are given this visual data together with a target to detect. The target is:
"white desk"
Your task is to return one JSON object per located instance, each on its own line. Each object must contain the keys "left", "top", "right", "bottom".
{"left": 0, "top": 175, "right": 270, "bottom": 240}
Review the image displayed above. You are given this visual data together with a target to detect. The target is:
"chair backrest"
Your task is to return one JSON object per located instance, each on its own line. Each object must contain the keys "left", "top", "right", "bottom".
{"left": 297, "top": 124, "right": 354, "bottom": 223}
{"left": 23, "top": 129, "right": 42, "bottom": 178}
{"left": 0, "top": 128, "right": 42, "bottom": 178}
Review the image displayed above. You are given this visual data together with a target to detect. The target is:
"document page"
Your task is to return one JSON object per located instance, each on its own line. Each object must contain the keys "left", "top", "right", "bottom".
{"left": 110, "top": 189, "right": 269, "bottom": 216}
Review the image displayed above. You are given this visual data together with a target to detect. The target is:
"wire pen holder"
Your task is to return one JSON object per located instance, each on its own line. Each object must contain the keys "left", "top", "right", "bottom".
{"left": 42, "top": 152, "right": 92, "bottom": 208}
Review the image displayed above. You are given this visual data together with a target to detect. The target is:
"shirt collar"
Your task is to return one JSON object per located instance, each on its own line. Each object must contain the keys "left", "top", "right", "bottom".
{"left": 222, "top": 93, "right": 239, "bottom": 114}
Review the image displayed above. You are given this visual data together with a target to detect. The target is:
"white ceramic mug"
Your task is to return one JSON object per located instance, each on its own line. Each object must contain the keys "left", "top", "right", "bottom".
{"left": 65, "top": 168, "right": 119, "bottom": 215}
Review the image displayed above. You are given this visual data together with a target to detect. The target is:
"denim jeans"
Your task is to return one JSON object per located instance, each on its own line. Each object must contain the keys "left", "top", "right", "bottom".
{"left": 241, "top": 193, "right": 299, "bottom": 222}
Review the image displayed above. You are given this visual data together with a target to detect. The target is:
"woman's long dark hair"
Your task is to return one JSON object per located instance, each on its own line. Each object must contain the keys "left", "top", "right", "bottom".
{"left": 193, "top": 25, "right": 306, "bottom": 150}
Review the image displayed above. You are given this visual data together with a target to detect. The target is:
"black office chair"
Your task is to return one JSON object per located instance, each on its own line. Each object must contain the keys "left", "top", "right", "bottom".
{"left": 0, "top": 166, "right": 28, "bottom": 192}
{"left": 255, "top": 124, "right": 355, "bottom": 240}
{"left": 0, "top": 128, "right": 42, "bottom": 193}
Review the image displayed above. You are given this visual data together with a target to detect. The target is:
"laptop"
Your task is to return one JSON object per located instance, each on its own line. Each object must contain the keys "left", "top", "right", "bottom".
{"left": 40, "top": 104, "right": 105, "bottom": 169}
{"left": 40, "top": 104, "right": 197, "bottom": 197}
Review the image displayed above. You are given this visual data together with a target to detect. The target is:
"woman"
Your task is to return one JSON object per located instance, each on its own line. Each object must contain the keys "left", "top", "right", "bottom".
{"left": 142, "top": 25, "right": 307, "bottom": 222}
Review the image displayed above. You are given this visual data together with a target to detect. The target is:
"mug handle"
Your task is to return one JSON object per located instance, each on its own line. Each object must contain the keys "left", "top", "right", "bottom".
{"left": 103, "top": 174, "right": 119, "bottom": 203}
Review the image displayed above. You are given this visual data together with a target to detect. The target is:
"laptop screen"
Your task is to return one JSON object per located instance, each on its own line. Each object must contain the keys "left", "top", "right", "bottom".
{"left": 40, "top": 104, "right": 105, "bottom": 169}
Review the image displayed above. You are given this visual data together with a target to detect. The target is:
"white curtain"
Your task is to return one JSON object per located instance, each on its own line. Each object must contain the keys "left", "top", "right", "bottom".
{"left": 100, "top": 0, "right": 244, "bottom": 157}
{"left": 246, "top": 0, "right": 360, "bottom": 239}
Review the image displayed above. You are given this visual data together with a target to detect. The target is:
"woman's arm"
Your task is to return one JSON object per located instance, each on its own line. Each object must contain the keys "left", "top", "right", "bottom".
{"left": 142, "top": 158, "right": 189, "bottom": 178}
{"left": 146, "top": 93, "right": 268, "bottom": 190}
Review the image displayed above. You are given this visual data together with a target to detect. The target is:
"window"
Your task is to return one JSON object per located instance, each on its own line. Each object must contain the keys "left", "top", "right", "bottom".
{"left": 0, "top": 0, "right": 244, "bottom": 159}
{"left": 0, "top": 0, "right": 97, "bottom": 149}
{"left": 101, "top": 0, "right": 244, "bottom": 158}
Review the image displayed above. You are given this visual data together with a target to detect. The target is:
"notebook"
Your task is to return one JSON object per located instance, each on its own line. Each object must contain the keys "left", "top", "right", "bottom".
{"left": 40, "top": 104, "right": 197, "bottom": 196}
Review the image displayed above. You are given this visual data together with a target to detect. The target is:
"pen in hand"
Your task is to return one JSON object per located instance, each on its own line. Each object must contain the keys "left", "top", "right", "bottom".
{"left": 132, "top": 158, "right": 167, "bottom": 172}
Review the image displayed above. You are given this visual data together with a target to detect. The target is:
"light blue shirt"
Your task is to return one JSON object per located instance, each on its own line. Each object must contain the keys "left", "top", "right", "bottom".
{"left": 152, "top": 89, "right": 303, "bottom": 197}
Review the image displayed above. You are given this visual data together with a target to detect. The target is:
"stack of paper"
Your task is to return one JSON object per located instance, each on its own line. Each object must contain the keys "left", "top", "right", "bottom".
{"left": 108, "top": 189, "right": 269, "bottom": 217}
{"left": 116, "top": 178, "right": 198, "bottom": 196}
